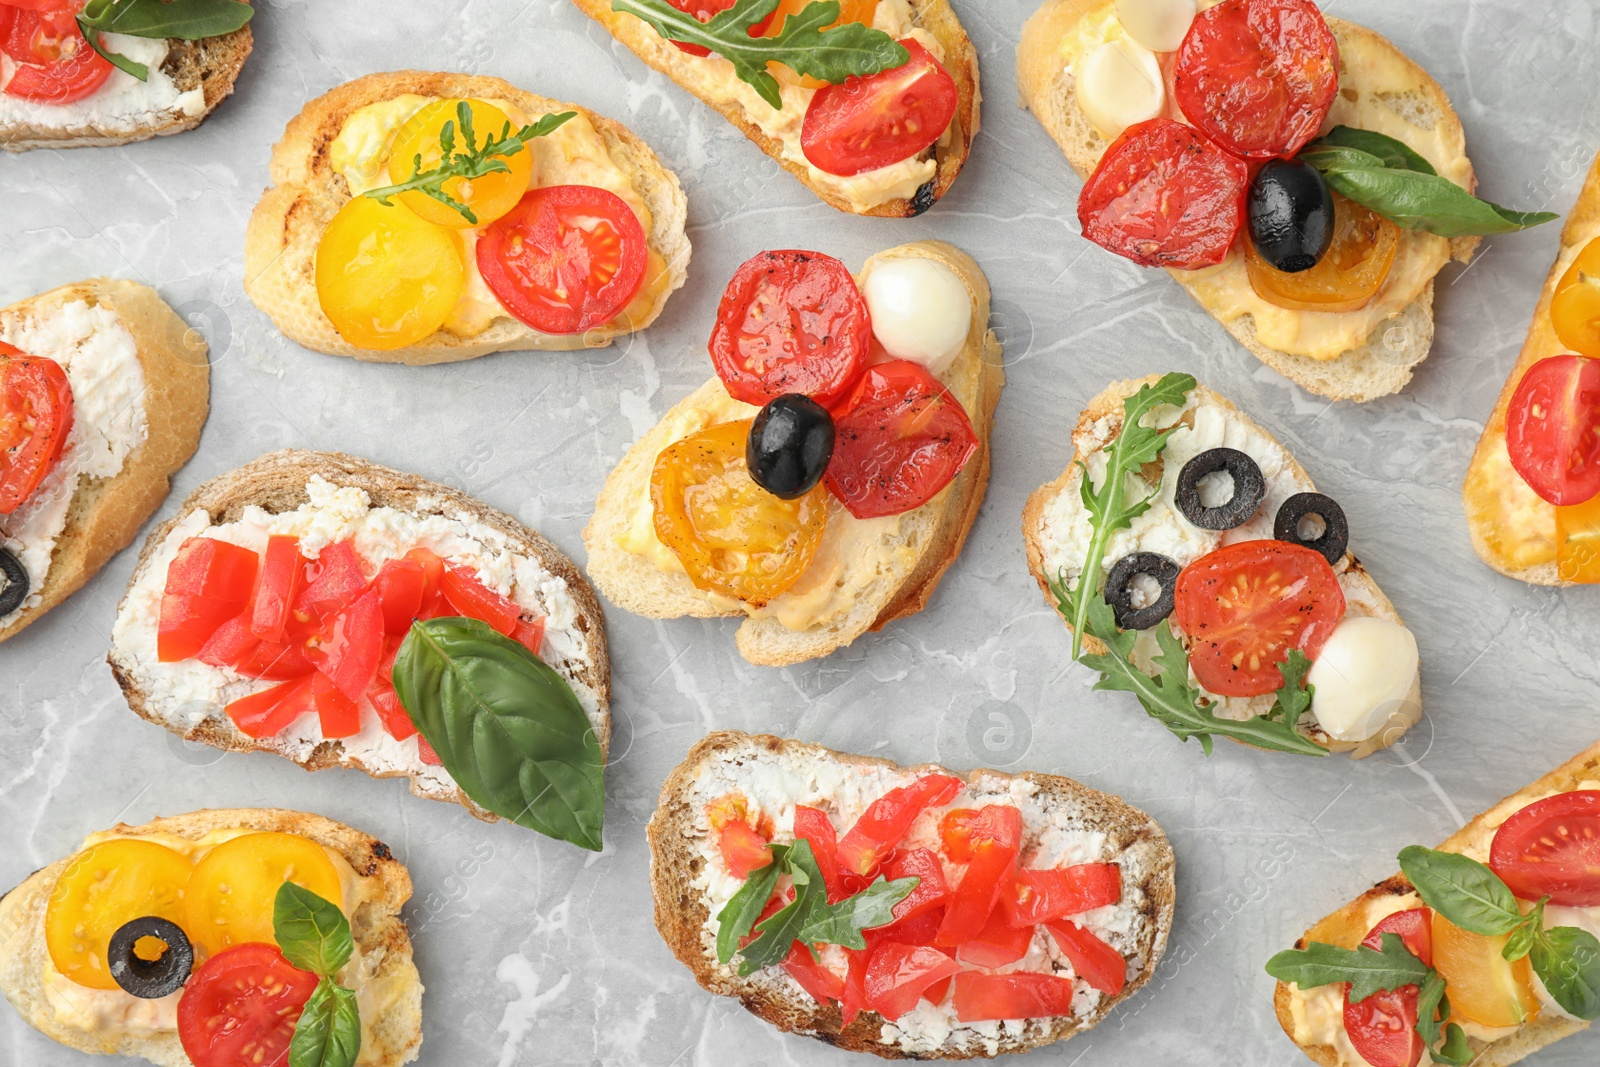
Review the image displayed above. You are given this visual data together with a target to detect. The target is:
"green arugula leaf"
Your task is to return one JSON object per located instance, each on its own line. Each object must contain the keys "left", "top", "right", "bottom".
{"left": 1530, "top": 924, "right": 1600, "bottom": 1021}
{"left": 1265, "top": 934, "right": 1430, "bottom": 1002}
{"left": 77, "top": 0, "right": 253, "bottom": 82}
{"left": 288, "top": 978, "right": 362, "bottom": 1067}
{"left": 611, "top": 0, "right": 908, "bottom": 109}
{"left": 1267, "top": 649, "right": 1315, "bottom": 728}
{"left": 1397, "top": 846, "right": 1525, "bottom": 935}
{"left": 797, "top": 876, "right": 917, "bottom": 951}
{"left": 1308, "top": 126, "right": 1436, "bottom": 175}
{"left": 737, "top": 841, "right": 821, "bottom": 975}
{"left": 715, "top": 848, "right": 783, "bottom": 965}
{"left": 273, "top": 883, "right": 354, "bottom": 978}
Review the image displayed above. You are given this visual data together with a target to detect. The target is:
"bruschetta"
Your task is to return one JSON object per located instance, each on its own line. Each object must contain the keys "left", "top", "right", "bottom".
{"left": 0, "top": 807, "right": 421, "bottom": 1066}
{"left": 648, "top": 731, "right": 1175, "bottom": 1058}
{"left": 570, "top": 0, "right": 979, "bottom": 217}
{"left": 1462, "top": 147, "right": 1600, "bottom": 586}
{"left": 1, "top": 278, "right": 208, "bottom": 643}
{"left": 1023, "top": 374, "right": 1420, "bottom": 758}
{"left": 1017, "top": 0, "right": 1553, "bottom": 402}
{"left": 584, "top": 239, "right": 1002, "bottom": 666}
{"left": 1267, "top": 741, "right": 1600, "bottom": 1067}
{"left": 244, "top": 71, "right": 690, "bottom": 364}
{"left": 107, "top": 450, "right": 611, "bottom": 850}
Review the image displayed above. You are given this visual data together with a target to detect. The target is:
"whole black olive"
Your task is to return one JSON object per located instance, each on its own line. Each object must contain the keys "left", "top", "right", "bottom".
{"left": 1248, "top": 160, "right": 1335, "bottom": 273}
{"left": 0, "top": 547, "right": 26, "bottom": 617}
{"left": 1103, "top": 552, "right": 1181, "bottom": 631}
{"left": 747, "top": 394, "right": 835, "bottom": 499}
{"left": 1275, "top": 492, "right": 1349, "bottom": 565}
{"left": 107, "top": 916, "right": 193, "bottom": 999}
{"left": 1175, "top": 448, "right": 1266, "bottom": 530}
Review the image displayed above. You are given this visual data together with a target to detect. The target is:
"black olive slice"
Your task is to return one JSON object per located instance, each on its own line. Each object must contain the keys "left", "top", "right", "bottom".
{"left": 1275, "top": 492, "right": 1349, "bottom": 564}
{"left": 747, "top": 394, "right": 835, "bottom": 499}
{"left": 1175, "top": 448, "right": 1266, "bottom": 530}
{"left": 1103, "top": 552, "right": 1181, "bottom": 631}
{"left": 0, "top": 547, "right": 27, "bottom": 617}
{"left": 108, "top": 916, "right": 193, "bottom": 1000}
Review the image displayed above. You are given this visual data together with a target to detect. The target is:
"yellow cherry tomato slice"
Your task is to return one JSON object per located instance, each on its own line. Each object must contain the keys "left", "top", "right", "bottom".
{"left": 767, "top": 0, "right": 878, "bottom": 89}
{"left": 315, "top": 195, "right": 465, "bottom": 350}
{"left": 1552, "top": 236, "right": 1600, "bottom": 358}
{"left": 45, "top": 840, "right": 193, "bottom": 990}
{"left": 185, "top": 833, "right": 344, "bottom": 957}
{"left": 1557, "top": 491, "right": 1600, "bottom": 583}
{"left": 1430, "top": 913, "right": 1539, "bottom": 1028}
{"left": 1244, "top": 194, "right": 1399, "bottom": 313}
{"left": 650, "top": 420, "right": 828, "bottom": 605}
{"left": 388, "top": 98, "right": 535, "bottom": 229}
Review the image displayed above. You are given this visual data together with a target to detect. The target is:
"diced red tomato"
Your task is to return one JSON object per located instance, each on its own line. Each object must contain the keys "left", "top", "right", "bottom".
{"left": 884, "top": 848, "right": 949, "bottom": 921}
{"left": 935, "top": 806, "right": 1022, "bottom": 947}
{"left": 717, "top": 822, "right": 774, "bottom": 879}
{"left": 368, "top": 635, "right": 415, "bottom": 740}
{"left": 249, "top": 536, "right": 305, "bottom": 643}
{"left": 1342, "top": 909, "right": 1433, "bottom": 1067}
{"left": 794, "top": 806, "right": 845, "bottom": 903}
{"left": 952, "top": 972, "right": 1077, "bottom": 1022}
{"left": 158, "top": 593, "right": 250, "bottom": 663}
{"left": 374, "top": 557, "right": 426, "bottom": 635}
{"left": 512, "top": 617, "right": 546, "bottom": 658}
{"left": 311, "top": 672, "right": 361, "bottom": 739}
{"left": 225, "top": 676, "right": 314, "bottom": 739}
{"left": 441, "top": 565, "right": 519, "bottom": 634}
{"left": 923, "top": 973, "right": 954, "bottom": 1007}
{"left": 956, "top": 908, "right": 1034, "bottom": 968}
{"left": 836, "top": 774, "right": 963, "bottom": 877}
{"left": 868, "top": 907, "right": 945, "bottom": 949}
{"left": 782, "top": 941, "right": 844, "bottom": 1008}
{"left": 0, "top": 350, "right": 73, "bottom": 513}
{"left": 1046, "top": 920, "right": 1126, "bottom": 996}
{"left": 196, "top": 613, "right": 257, "bottom": 670}
{"left": 1001, "top": 864, "right": 1122, "bottom": 928}
{"left": 165, "top": 538, "right": 259, "bottom": 600}
{"left": 740, "top": 888, "right": 794, "bottom": 950}
{"left": 418, "top": 736, "right": 442, "bottom": 765}
{"left": 841, "top": 945, "right": 869, "bottom": 1026}
{"left": 939, "top": 806, "right": 1019, "bottom": 863}
{"left": 233, "top": 636, "right": 314, "bottom": 682}
{"left": 295, "top": 541, "right": 367, "bottom": 619}
{"left": 306, "top": 589, "right": 384, "bottom": 702}
{"left": 405, "top": 547, "right": 446, "bottom": 614}
{"left": 865, "top": 942, "right": 961, "bottom": 1022}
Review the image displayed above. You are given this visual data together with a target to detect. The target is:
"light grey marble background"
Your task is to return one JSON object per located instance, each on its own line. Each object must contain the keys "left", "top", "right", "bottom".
{"left": 3, "top": 0, "right": 1598, "bottom": 1063}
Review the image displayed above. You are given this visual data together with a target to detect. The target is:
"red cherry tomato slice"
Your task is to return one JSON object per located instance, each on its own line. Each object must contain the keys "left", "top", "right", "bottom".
{"left": 1000, "top": 864, "right": 1122, "bottom": 928}
{"left": 1505, "top": 354, "right": 1600, "bottom": 506}
{"left": 1172, "top": 540, "right": 1345, "bottom": 697}
{"left": 883, "top": 848, "right": 949, "bottom": 921}
{"left": 794, "top": 805, "right": 845, "bottom": 903}
{"left": 1490, "top": 791, "right": 1600, "bottom": 906}
{"left": 249, "top": 536, "right": 306, "bottom": 644}
{"left": 952, "top": 972, "right": 1077, "bottom": 1023}
{"left": 1173, "top": 0, "right": 1340, "bottom": 160}
{"left": 477, "top": 185, "right": 647, "bottom": 335}
{"left": 1343, "top": 909, "right": 1433, "bottom": 1067}
{"left": 1078, "top": 118, "right": 1250, "bottom": 270}
{"left": 800, "top": 38, "right": 958, "bottom": 177}
{"left": 663, "top": 0, "right": 774, "bottom": 56}
{"left": 0, "top": 6, "right": 112, "bottom": 104}
{"left": 177, "top": 942, "right": 319, "bottom": 1067}
{"left": 0, "top": 349, "right": 74, "bottom": 513}
{"left": 825, "top": 360, "right": 978, "bottom": 519}
{"left": 1045, "top": 920, "right": 1127, "bottom": 996}
{"left": 708, "top": 250, "right": 871, "bottom": 408}
{"left": 835, "top": 774, "right": 963, "bottom": 877}
{"left": 935, "top": 805, "right": 1022, "bottom": 947}
{"left": 865, "top": 941, "right": 961, "bottom": 1022}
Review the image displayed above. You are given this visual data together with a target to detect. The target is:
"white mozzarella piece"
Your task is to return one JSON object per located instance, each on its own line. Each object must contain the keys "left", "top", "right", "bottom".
{"left": 1307, "top": 617, "right": 1420, "bottom": 742}
{"left": 1114, "top": 0, "right": 1197, "bottom": 54}
{"left": 861, "top": 258, "right": 972, "bottom": 376}
{"left": 1075, "top": 38, "right": 1165, "bottom": 139}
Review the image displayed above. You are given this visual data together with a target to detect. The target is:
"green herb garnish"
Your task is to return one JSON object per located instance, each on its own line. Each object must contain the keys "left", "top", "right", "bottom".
{"left": 77, "top": 0, "right": 253, "bottom": 82}
{"left": 275, "top": 883, "right": 362, "bottom": 1067}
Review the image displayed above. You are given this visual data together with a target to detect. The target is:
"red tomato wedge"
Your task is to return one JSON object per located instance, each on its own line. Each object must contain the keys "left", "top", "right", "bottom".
{"left": 717, "top": 821, "right": 775, "bottom": 878}
{"left": 708, "top": 250, "right": 871, "bottom": 408}
{"left": 953, "top": 972, "right": 1077, "bottom": 1023}
{"left": 1172, "top": 540, "right": 1345, "bottom": 697}
{"left": 865, "top": 942, "right": 961, "bottom": 1022}
{"left": 249, "top": 536, "right": 305, "bottom": 644}
{"left": 1173, "top": 0, "right": 1340, "bottom": 160}
{"left": 884, "top": 848, "right": 949, "bottom": 921}
{"left": 441, "top": 564, "right": 519, "bottom": 635}
{"left": 800, "top": 39, "right": 957, "bottom": 178}
{"left": 935, "top": 805, "right": 1022, "bottom": 947}
{"left": 794, "top": 805, "right": 845, "bottom": 902}
{"left": 0, "top": 5, "right": 112, "bottom": 104}
{"left": 1343, "top": 908, "right": 1433, "bottom": 1067}
{"left": 477, "top": 185, "right": 647, "bottom": 335}
{"left": 0, "top": 349, "right": 73, "bottom": 513}
{"left": 177, "top": 943, "right": 318, "bottom": 1067}
{"left": 783, "top": 941, "right": 845, "bottom": 1007}
{"left": 374, "top": 556, "right": 426, "bottom": 635}
{"left": 1490, "top": 791, "right": 1600, "bottom": 906}
{"left": 836, "top": 774, "right": 963, "bottom": 877}
{"left": 956, "top": 908, "right": 1033, "bottom": 968}
{"left": 1001, "top": 864, "right": 1122, "bottom": 928}
{"left": 663, "top": 0, "right": 774, "bottom": 56}
{"left": 296, "top": 541, "right": 367, "bottom": 620}
{"left": 1505, "top": 355, "right": 1600, "bottom": 506}
{"left": 825, "top": 360, "right": 977, "bottom": 519}
{"left": 405, "top": 546, "right": 446, "bottom": 614}
{"left": 1078, "top": 118, "right": 1250, "bottom": 270}
{"left": 1046, "top": 920, "right": 1126, "bottom": 996}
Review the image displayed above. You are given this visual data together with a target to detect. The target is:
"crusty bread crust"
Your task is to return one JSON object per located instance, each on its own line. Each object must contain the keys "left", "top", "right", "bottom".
{"left": 0, "top": 279, "right": 209, "bottom": 643}
{"left": 106, "top": 450, "right": 611, "bottom": 822}
{"left": 567, "top": 0, "right": 979, "bottom": 217}
{"left": 243, "top": 70, "right": 690, "bottom": 364}
{"left": 582, "top": 240, "right": 1004, "bottom": 667}
{"left": 1015, "top": 1, "right": 1478, "bottom": 402}
{"left": 0, "top": 808, "right": 422, "bottom": 1067}
{"left": 1271, "top": 742, "right": 1600, "bottom": 1067}
{"left": 647, "top": 731, "right": 1177, "bottom": 1059}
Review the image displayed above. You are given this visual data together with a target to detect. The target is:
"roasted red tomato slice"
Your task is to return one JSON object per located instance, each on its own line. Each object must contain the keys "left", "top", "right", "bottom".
{"left": 177, "top": 943, "right": 319, "bottom": 1067}
{"left": 1490, "top": 791, "right": 1600, "bottom": 906}
{"left": 1173, "top": 0, "right": 1340, "bottom": 160}
{"left": 0, "top": 348, "right": 74, "bottom": 513}
{"left": 708, "top": 250, "right": 871, "bottom": 407}
{"left": 825, "top": 360, "right": 977, "bottom": 519}
{"left": 1343, "top": 908, "right": 1433, "bottom": 1067}
{"left": 1078, "top": 118, "right": 1250, "bottom": 270}
{"left": 835, "top": 774, "right": 963, "bottom": 877}
{"left": 477, "top": 184, "right": 647, "bottom": 335}
{"left": 1505, "top": 354, "right": 1600, "bottom": 506}
{"left": 0, "top": 5, "right": 112, "bottom": 104}
{"left": 663, "top": 0, "right": 774, "bottom": 56}
{"left": 1172, "top": 540, "right": 1345, "bottom": 697}
{"left": 800, "top": 39, "right": 958, "bottom": 178}
{"left": 952, "top": 972, "right": 1077, "bottom": 1023}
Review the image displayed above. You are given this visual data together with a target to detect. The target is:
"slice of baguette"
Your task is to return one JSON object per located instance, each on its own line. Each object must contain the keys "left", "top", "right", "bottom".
{"left": 1021, "top": 375, "right": 1419, "bottom": 757}
{"left": 243, "top": 70, "right": 690, "bottom": 364}
{"left": 1016, "top": 1, "right": 1478, "bottom": 402}
{"left": 647, "top": 730, "right": 1177, "bottom": 1059}
{"left": 0, "top": 807, "right": 422, "bottom": 1066}
{"left": 582, "top": 240, "right": 1003, "bottom": 667}
{"left": 0, "top": 279, "right": 209, "bottom": 644}
{"left": 0, "top": 26, "right": 252, "bottom": 152}
{"left": 567, "top": 0, "right": 979, "bottom": 217}
{"left": 1272, "top": 741, "right": 1600, "bottom": 1067}
{"left": 106, "top": 449, "right": 611, "bottom": 822}
{"left": 1461, "top": 148, "right": 1600, "bottom": 586}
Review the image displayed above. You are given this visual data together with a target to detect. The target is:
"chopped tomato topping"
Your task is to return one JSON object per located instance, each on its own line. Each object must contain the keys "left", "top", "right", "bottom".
{"left": 1001, "top": 864, "right": 1122, "bottom": 928}
{"left": 249, "top": 536, "right": 306, "bottom": 643}
{"left": 305, "top": 589, "right": 384, "bottom": 702}
{"left": 512, "top": 617, "right": 546, "bottom": 658}
{"left": 225, "top": 676, "right": 314, "bottom": 739}
{"left": 1046, "top": 920, "right": 1126, "bottom": 996}
{"left": 840, "top": 944, "right": 870, "bottom": 1026}
{"left": 935, "top": 805, "right": 1022, "bottom": 947}
{"left": 164, "top": 537, "right": 259, "bottom": 601}
{"left": 864, "top": 942, "right": 961, "bottom": 1022}
{"left": 717, "top": 822, "right": 774, "bottom": 878}
{"left": 374, "top": 556, "right": 427, "bottom": 635}
{"left": 782, "top": 941, "right": 844, "bottom": 1007}
{"left": 955, "top": 908, "right": 1034, "bottom": 969}
{"left": 952, "top": 972, "right": 1077, "bottom": 1022}
{"left": 794, "top": 805, "right": 845, "bottom": 903}
{"left": 836, "top": 775, "right": 963, "bottom": 877}
{"left": 311, "top": 671, "right": 361, "bottom": 739}
{"left": 884, "top": 848, "right": 949, "bottom": 921}
{"left": 295, "top": 541, "right": 367, "bottom": 620}
{"left": 441, "top": 564, "right": 520, "bottom": 635}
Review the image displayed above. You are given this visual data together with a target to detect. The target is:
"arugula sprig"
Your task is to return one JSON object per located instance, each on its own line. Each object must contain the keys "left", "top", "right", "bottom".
{"left": 274, "top": 882, "right": 362, "bottom": 1067}
{"left": 611, "top": 0, "right": 908, "bottom": 109}
{"left": 362, "top": 104, "right": 576, "bottom": 226}
{"left": 77, "top": 0, "right": 253, "bottom": 82}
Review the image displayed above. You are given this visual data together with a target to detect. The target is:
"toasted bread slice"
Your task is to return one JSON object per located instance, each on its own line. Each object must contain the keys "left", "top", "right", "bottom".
{"left": 648, "top": 731, "right": 1176, "bottom": 1059}
{"left": 0, "top": 279, "right": 209, "bottom": 643}
{"left": 1022, "top": 375, "right": 1420, "bottom": 757}
{"left": 244, "top": 70, "right": 690, "bottom": 364}
{"left": 568, "top": 0, "right": 978, "bottom": 217}
{"left": 1461, "top": 149, "right": 1600, "bottom": 585}
{"left": 0, "top": 807, "right": 421, "bottom": 1066}
{"left": 1272, "top": 742, "right": 1600, "bottom": 1066}
{"left": 582, "top": 240, "right": 1003, "bottom": 667}
{"left": 106, "top": 450, "right": 611, "bottom": 822}
{"left": 1016, "top": 1, "right": 1479, "bottom": 402}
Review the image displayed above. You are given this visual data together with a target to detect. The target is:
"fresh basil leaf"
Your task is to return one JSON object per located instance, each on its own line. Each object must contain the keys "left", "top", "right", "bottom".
{"left": 797, "top": 876, "right": 917, "bottom": 951}
{"left": 393, "top": 617, "right": 605, "bottom": 850}
{"left": 1397, "top": 846, "right": 1524, "bottom": 935}
{"left": 1503, "top": 918, "right": 1536, "bottom": 962}
{"left": 289, "top": 978, "right": 362, "bottom": 1067}
{"left": 273, "top": 882, "right": 353, "bottom": 978}
{"left": 76, "top": 20, "right": 149, "bottom": 79}
{"left": 1320, "top": 165, "right": 1557, "bottom": 237}
{"left": 1265, "top": 935, "right": 1430, "bottom": 1002}
{"left": 1310, "top": 126, "right": 1436, "bottom": 175}
{"left": 715, "top": 845, "right": 784, "bottom": 965}
{"left": 1531, "top": 925, "right": 1600, "bottom": 1021}
{"left": 78, "top": 0, "right": 254, "bottom": 40}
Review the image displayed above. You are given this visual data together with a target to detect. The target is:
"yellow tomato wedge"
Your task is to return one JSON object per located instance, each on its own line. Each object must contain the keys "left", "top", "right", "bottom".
{"left": 316, "top": 195, "right": 465, "bottom": 350}
{"left": 185, "top": 833, "right": 344, "bottom": 957}
{"left": 388, "top": 98, "right": 534, "bottom": 229}
{"left": 1430, "top": 912, "right": 1540, "bottom": 1028}
{"left": 767, "top": 0, "right": 879, "bottom": 89}
{"left": 1553, "top": 236, "right": 1600, "bottom": 358}
{"left": 45, "top": 840, "right": 192, "bottom": 990}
